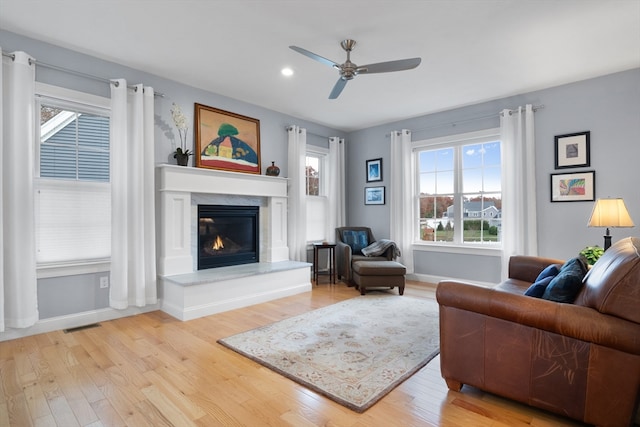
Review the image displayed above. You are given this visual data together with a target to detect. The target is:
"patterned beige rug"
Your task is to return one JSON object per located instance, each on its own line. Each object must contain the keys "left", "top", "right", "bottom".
{"left": 218, "top": 294, "right": 440, "bottom": 412}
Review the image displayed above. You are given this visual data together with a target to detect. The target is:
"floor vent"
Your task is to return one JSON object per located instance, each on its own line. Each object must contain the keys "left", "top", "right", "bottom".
{"left": 63, "top": 323, "right": 101, "bottom": 333}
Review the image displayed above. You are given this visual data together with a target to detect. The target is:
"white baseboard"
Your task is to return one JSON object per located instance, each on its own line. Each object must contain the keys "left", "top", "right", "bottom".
{"left": 0, "top": 304, "right": 160, "bottom": 342}
{"left": 409, "top": 273, "right": 495, "bottom": 288}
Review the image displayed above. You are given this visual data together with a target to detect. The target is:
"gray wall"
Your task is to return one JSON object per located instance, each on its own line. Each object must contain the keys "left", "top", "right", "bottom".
{"left": 347, "top": 68, "right": 640, "bottom": 283}
{"left": 1, "top": 30, "right": 345, "bottom": 319}
{"left": 2, "top": 29, "right": 638, "bottom": 317}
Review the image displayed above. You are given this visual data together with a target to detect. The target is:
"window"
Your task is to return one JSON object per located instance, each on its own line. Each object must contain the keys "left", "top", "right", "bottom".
{"left": 306, "top": 147, "right": 328, "bottom": 242}
{"left": 415, "top": 128, "right": 502, "bottom": 246}
{"left": 39, "top": 104, "right": 109, "bottom": 181}
{"left": 306, "top": 153, "right": 322, "bottom": 196}
{"left": 35, "top": 83, "right": 111, "bottom": 272}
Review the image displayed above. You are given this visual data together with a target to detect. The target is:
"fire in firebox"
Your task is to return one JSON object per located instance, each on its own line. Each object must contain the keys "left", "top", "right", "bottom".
{"left": 212, "top": 235, "right": 224, "bottom": 251}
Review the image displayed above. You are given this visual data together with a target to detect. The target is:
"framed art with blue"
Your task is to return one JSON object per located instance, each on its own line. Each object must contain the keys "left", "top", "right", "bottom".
{"left": 366, "top": 158, "right": 383, "bottom": 182}
{"left": 365, "top": 186, "right": 385, "bottom": 205}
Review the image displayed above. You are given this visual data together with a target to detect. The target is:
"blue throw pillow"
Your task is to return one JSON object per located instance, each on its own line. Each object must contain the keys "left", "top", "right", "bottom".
{"left": 542, "top": 257, "right": 588, "bottom": 303}
{"left": 525, "top": 276, "right": 554, "bottom": 298}
{"left": 535, "top": 263, "right": 561, "bottom": 282}
{"left": 342, "top": 230, "right": 369, "bottom": 255}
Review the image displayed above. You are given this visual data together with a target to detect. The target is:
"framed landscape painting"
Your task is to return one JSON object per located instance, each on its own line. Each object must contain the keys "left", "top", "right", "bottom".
{"left": 365, "top": 186, "right": 385, "bottom": 205}
{"left": 550, "top": 171, "right": 595, "bottom": 202}
{"left": 194, "top": 103, "right": 261, "bottom": 174}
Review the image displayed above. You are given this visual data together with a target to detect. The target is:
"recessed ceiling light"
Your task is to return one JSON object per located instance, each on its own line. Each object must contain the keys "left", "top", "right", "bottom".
{"left": 281, "top": 67, "right": 294, "bottom": 77}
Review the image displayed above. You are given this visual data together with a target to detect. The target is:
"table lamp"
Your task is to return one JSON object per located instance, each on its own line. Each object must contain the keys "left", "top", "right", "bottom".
{"left": 587, "top": 198, "right": 635, "bottom": 250}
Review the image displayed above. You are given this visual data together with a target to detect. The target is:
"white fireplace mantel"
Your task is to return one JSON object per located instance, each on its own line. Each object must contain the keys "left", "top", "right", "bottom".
{"left": 156, "top": 164, "right": 289, "bottom": 276}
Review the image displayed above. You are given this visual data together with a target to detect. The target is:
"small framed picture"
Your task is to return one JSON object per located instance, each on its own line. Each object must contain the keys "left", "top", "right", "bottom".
{"left": 555, "top": 131, "right": 590, "bottom": 169}
{"left": 366, "top": 158, "right": 383, "bottom": 182}
{"left": 550, "top": 171, "right": 595, "bottom": 202}
{"left": 365, "top": 186, "right": 385, "bottom": 205}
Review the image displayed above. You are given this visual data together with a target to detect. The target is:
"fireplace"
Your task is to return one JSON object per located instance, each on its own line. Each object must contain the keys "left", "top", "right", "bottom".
{"left": 198, "top": 205, "right": 259, "bottom": 270}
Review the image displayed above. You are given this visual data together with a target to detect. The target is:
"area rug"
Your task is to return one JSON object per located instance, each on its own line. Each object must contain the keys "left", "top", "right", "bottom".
{"left": 217, "top": 294, "right": 440, "bottom": 412}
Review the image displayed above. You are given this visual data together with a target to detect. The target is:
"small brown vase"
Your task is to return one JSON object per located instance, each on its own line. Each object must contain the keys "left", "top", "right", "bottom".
{"left": 266, "top": 161, "right": 280, "bottom": 176}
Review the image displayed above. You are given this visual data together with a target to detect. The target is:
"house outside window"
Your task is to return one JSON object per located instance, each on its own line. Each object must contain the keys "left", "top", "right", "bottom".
{"left": 415, "top": 128, "right": 502, "bottom": 246}
{"left": 306, "top": 147, "right": 328, "bottom": 242}
{"left": 35, "top": 83, "right": 111, "bottom": 276}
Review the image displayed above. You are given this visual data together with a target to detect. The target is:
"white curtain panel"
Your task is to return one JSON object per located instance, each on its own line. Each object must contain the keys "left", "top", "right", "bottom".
{"left": 0, "top": 50, "right": 39, "bottom": 331}
{"left": 287, "top": 125, "right": 307, "bottom": 261}
{"left": 110, "top": 80, "right": 157, "bottom": 309}
{"left": 327, "top": 137, "right": 346, "bottom": 240}
{"left": 500, "top": 104, "right": 538, "bottom": 280}
{"left": 390, "top": 129, "right": 415, "bottom": 274}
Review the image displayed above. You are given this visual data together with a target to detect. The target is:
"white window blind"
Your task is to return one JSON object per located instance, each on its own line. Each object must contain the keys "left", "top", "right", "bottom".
{"left": 306, "top": 196, "right": 328, "bottom": 242}
{"left": 35, "top": 179, "right": 111, "bottom": 263}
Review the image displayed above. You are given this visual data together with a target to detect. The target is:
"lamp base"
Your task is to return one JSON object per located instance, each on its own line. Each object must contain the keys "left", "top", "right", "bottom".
{"left": 603, "top": 234, "right": 612, "bottom": 251}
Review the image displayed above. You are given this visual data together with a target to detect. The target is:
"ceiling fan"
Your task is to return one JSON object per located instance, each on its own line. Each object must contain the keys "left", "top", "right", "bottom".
{"left": 289, "top": 39, "right": 421, "bottom": 99}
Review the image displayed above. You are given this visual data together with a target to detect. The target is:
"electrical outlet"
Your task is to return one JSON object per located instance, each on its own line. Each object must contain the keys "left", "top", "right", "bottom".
{"left": 99, "top": 276, "right": 109, "bottom": 288}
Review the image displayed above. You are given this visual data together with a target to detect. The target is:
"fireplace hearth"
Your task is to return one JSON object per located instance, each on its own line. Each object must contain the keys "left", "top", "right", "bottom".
{"left": 198, "top": 205, "right": 259, "bottom": 270}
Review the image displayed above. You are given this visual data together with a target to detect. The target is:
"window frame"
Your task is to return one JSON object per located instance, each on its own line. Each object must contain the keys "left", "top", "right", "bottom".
{"left": 305, "top": 146, "right": 328, "bottom": 197}
{"left": 34, "top": 83, "right": 112, "bottom": 278}
{"left": 305, "top": 145, "right": 329, "bottom": 243}
{"left": 412, "top": 128, "right": 502, "bottom": 256}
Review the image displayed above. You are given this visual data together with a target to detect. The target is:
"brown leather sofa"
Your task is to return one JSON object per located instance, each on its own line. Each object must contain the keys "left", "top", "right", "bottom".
{"left": 436, "top": 237, "right": 640, "bottom": 427}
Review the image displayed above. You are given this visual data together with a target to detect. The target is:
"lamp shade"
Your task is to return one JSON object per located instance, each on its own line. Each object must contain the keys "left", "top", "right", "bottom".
{"left": 588, "top": 198, "right": 635, "bottom": 228}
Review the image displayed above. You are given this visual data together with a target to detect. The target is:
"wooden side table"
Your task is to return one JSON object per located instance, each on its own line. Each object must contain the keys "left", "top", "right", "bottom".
{"left": 313, "top": 243, "right": 336, "bottom": 284}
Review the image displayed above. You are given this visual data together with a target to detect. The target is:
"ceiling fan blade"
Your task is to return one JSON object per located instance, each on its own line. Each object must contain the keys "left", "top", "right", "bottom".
{"left": 329, "top": 78, "right": 348, "bottom": 99}
{"left": 357, "top": 57, "right": 421, "bottom": 74}
{"left": 289, "top": 46, "right": 339, "bottom": 69}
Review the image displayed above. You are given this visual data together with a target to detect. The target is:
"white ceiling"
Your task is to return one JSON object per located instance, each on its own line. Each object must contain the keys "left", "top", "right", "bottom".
{"left": 1, "top": 0, "right": 639, "bottom": 132}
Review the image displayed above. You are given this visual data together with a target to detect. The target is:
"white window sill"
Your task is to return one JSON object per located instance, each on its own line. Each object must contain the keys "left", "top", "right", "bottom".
{"left": 37, "top": 259, "right": 110, "bottom": 279}
{"left": 412, "top": 242, "right": 502, "bottom": 257}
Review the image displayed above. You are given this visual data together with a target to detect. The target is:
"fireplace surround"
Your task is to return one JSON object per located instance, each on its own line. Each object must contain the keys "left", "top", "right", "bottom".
{"left": 157, "top": 164, "right": 289, "bottom": 276}
{"left": 156, "top": 164, "right": 311, "bottom": 321}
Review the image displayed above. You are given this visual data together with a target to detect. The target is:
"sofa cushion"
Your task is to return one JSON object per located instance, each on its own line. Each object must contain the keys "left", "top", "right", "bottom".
{"left": 524, "top": 276, "right": 555, "bottom": 298}
{"left": 542, "top": 256, "right": 588, "bottom": 303}
{"left": 342, "top": 230, "right": 369, "bottom": 255}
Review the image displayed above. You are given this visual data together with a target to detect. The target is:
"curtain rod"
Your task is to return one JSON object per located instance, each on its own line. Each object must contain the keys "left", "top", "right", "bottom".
{"left": 389, "top": 104, "right": 544, "bottom": 136}
{"left": 284, "top": 125, "right": 335, "bottom": 139}
{"left": 2, "top": 52, "right": 165, "bottom": 97}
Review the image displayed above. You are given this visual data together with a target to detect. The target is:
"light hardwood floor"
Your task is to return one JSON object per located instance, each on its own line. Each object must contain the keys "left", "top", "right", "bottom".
{"left": 0, "top": 280, "right": 584, "bottom": 427}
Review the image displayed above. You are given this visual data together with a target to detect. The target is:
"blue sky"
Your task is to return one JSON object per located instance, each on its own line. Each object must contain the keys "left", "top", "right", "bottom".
{"left": 418, "top": 142, "right": 501, "bottom": 195}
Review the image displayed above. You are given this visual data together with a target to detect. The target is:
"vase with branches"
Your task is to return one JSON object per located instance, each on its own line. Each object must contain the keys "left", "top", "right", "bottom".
{"left": 171, "top": 103, "right": 191, "bottom": 166}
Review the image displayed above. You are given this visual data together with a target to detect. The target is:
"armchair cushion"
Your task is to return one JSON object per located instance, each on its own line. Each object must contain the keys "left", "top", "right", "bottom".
{"left": 342, "top": 230, "right": 369, "bottom": 255}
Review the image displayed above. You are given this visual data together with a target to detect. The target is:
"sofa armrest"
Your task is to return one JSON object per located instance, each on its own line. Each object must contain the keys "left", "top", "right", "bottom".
{"left": 436, "top": 280, "right": 640, "bottom": 355}
{"left": 508, "top": 255, "right": 564, "bottom": 283}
